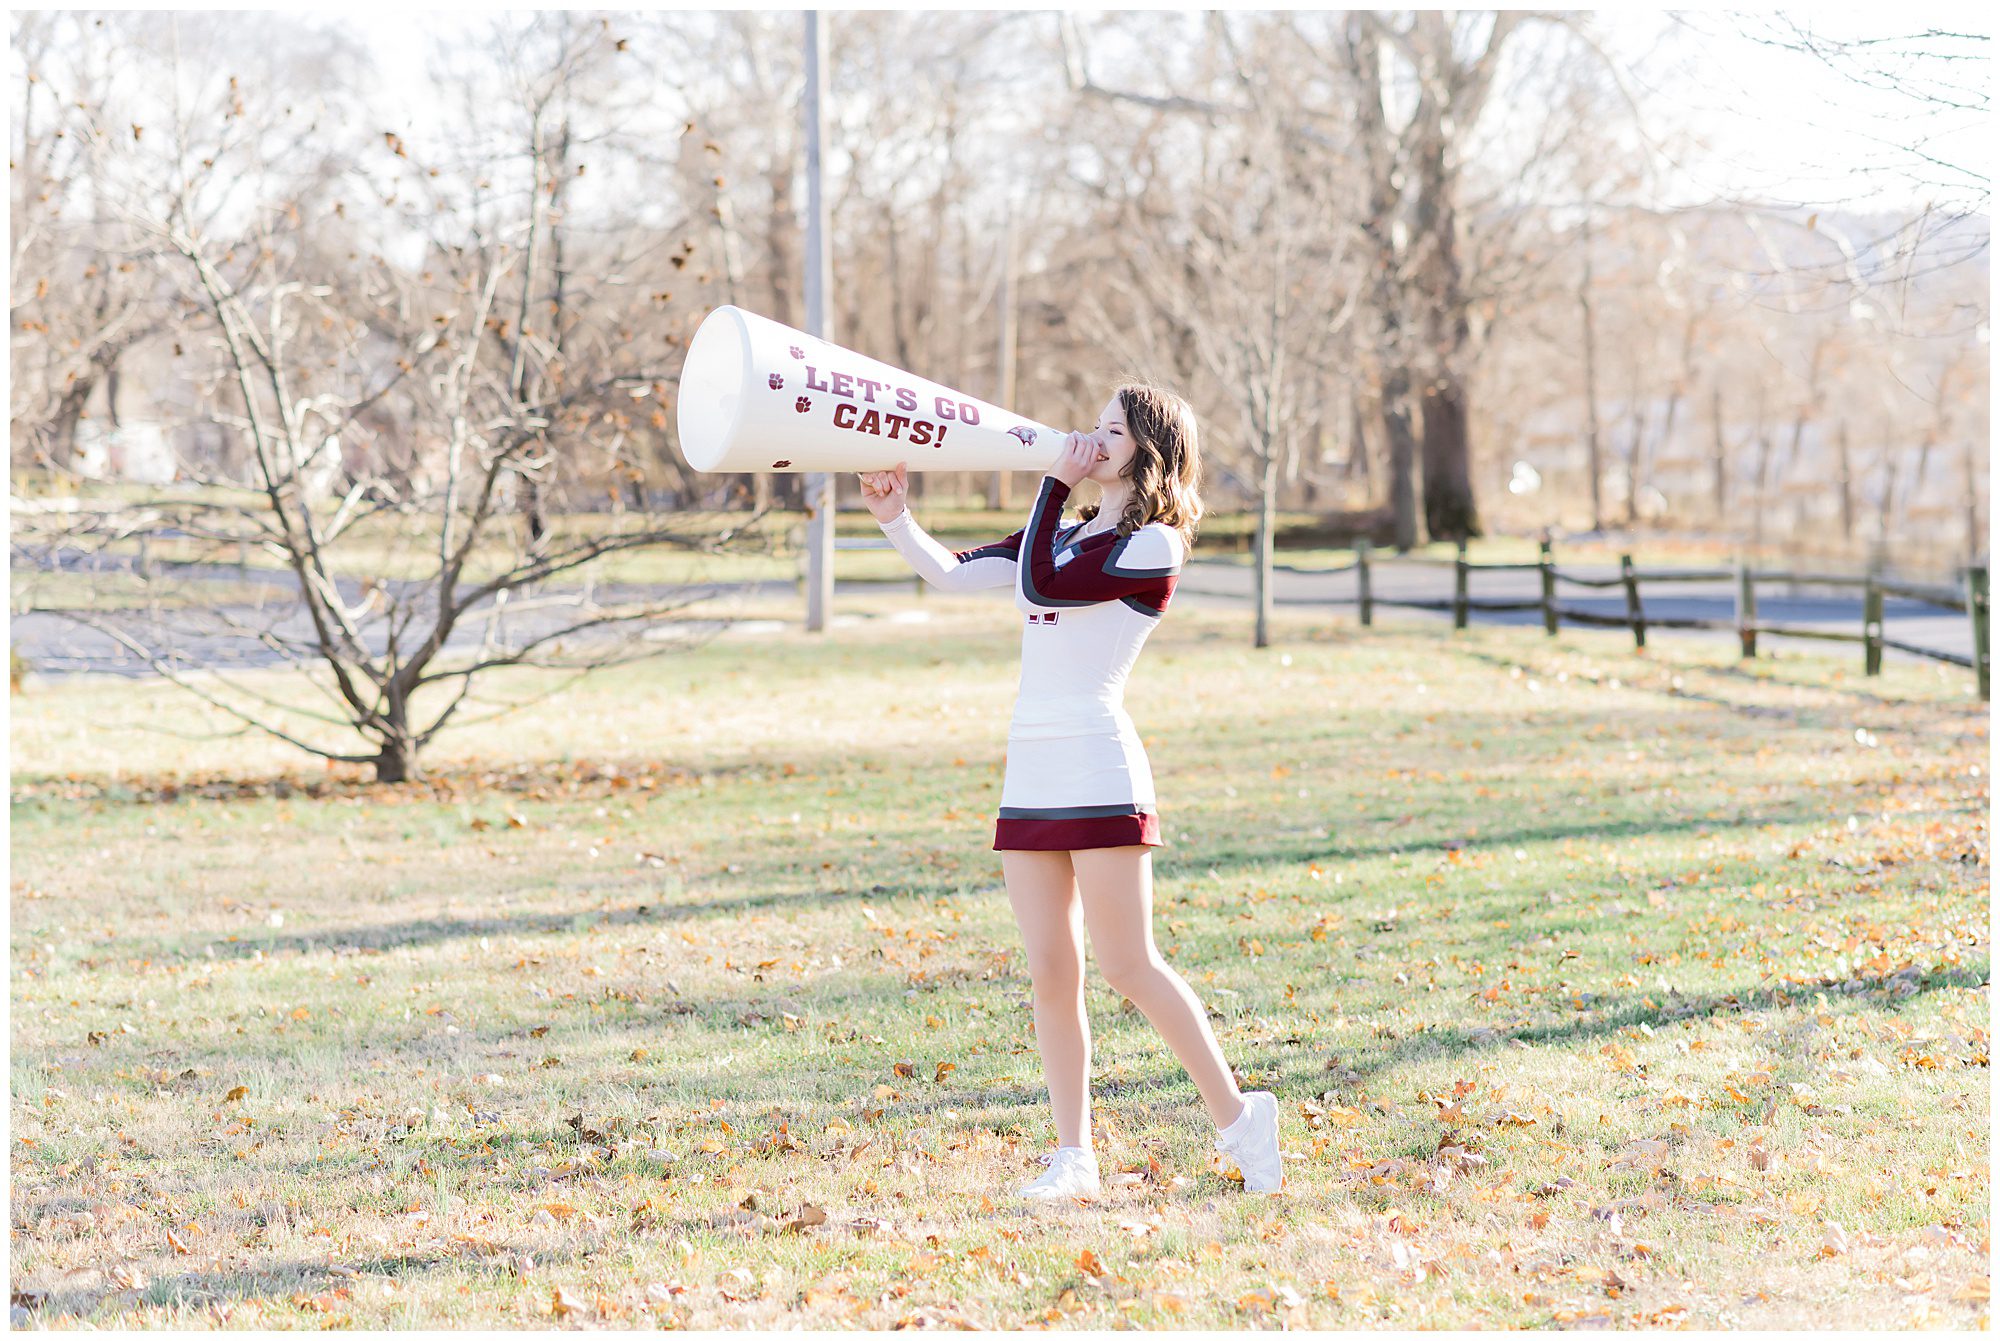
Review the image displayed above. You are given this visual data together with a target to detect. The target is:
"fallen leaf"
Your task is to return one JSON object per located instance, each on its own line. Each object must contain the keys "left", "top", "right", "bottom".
{"left": 781, "top": 1204, "right": 827, "bottom": 1233}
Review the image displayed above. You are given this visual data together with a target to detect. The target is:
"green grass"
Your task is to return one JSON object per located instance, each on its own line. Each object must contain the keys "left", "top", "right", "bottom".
{"left": 9, "top": 600, "right": 1989, "bottom": 1328}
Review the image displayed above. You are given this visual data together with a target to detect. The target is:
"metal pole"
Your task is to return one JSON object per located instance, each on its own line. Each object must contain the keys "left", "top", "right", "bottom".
{"left": 802, "top": 10, "right": 834, "bottom": 633}
{"left": 987, "top": 204, "right": 1018, "bottom": 512}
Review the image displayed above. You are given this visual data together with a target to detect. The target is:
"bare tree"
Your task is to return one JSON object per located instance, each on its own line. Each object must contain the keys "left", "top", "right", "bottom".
{"left": 9, "top": 12, "right": 174, "bottom": 472}
{"left": 14, "top": 12, "right": 772, "bottom": 782}
{"left": 1713, "top": 14, "right": 1987, "bottom": 219}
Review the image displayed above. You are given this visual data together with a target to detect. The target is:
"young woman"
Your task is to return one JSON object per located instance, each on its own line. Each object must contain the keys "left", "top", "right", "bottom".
{"left": 856, "top": 383, "right": 1285, "bottom": 1200}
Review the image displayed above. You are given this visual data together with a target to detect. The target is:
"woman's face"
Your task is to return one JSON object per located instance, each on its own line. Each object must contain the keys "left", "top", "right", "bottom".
{"left": 1085, "top": 392, "right": 1138, "bottom": 488}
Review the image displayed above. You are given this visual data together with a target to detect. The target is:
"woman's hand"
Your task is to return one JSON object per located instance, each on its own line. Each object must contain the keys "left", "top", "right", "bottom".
{"left": 856, "top": 462, "right": 909, "bottom": 523}
{"left": 1049, "top": 430, "right": 1106, "bottom": 487}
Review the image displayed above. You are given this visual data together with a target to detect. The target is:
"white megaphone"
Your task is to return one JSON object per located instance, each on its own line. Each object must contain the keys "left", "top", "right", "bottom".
{"left": 675, "top": 305, "right": 1065, "bottom": 473}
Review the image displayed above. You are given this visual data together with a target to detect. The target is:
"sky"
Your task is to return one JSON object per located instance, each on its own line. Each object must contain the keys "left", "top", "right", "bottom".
{"left": 340, "top": 8, "right": 1988, "bottom": 220}
{"left": 1613, "top": 10, "right": 1989, "bottom": 216}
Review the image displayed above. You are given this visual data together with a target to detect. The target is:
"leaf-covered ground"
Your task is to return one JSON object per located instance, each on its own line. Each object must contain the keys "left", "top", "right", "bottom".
{"left": 9, "top": 601, "right": 1989, "bottom": 1328}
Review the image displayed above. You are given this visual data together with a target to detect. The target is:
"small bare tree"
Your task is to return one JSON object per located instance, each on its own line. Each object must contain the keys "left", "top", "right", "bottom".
{"left": 14, "top": 12, "right": 772, "bottom": 782}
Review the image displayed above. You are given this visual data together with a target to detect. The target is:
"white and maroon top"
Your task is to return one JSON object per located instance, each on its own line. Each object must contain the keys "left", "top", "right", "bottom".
{"left": 877, "top": 475, "right": 1184, "bottom": 850}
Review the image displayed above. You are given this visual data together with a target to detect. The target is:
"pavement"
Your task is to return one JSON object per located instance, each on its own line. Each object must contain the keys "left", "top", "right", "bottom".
{"left": 8, "top": 549, "right": 1978, "bottom": 678}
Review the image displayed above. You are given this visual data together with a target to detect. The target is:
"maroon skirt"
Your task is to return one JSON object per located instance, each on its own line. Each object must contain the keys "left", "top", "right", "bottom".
{"left": 993, "top": 806, "right": 1163, "bottom": 852}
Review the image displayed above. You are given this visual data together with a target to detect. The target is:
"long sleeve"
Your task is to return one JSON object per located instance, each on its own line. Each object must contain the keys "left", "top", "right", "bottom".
{"left": 877, "top": 507, "right": 1024, "bottom": 592}
{"left": 1020, "top": 476, "right": 1184, "bottom": 610}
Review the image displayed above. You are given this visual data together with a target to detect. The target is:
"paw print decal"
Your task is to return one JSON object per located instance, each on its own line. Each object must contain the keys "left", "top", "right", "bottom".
{"left": 772, "top": 459, "right": 792, "bottom": 469}
{"left": 794, "top": 396, "right": 811, "bottom": 414}
{"left": 768, "top": 373, "right": 784, "bottom": 390}
{"left": 788, "top": 345, "right": 804, "bottom": 359}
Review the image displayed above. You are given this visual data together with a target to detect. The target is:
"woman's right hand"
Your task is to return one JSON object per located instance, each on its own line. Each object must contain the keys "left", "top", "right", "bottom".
{"left": 856, "top": 462, "right": 909, "bottom": 523}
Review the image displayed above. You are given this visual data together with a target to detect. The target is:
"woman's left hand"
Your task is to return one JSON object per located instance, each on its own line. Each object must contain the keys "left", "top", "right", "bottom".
{"left": 1049, "top": 430, "right": 1104, "bottom": 487}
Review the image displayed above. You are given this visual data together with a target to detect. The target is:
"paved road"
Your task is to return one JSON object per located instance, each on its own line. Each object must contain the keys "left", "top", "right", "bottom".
{"left": 9, "top": 550, "right": 1976, "bottom": 677}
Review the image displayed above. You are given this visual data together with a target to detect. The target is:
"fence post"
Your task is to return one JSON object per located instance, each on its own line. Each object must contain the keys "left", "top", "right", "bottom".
{"left": 1452, "top": 538, "right": 1469, "bottom": 630}
{"left": 136, "top": 532, "right": 153, "bottom": 582}
{"left": 1356, "top": 539, "right": 1372, "bottom": 628}
{"left": 1538, "top": 536, "right": 1557, "bottom": 636}
{"left": 1620, "top": 553, "right": 1646, "bottom": 651}
{"left": 1862, "top": 568, "right": 1883, "bottom": 676}
{"left": 1735, "top": 557, "right": 1757, "bottom": 659}
{"left": 1967, "top": 563, "right": 1990, "bottom": 701}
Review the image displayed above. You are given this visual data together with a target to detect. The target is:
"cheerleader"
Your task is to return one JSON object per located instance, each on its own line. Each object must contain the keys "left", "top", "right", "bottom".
{"left": 857, "top": 383, "right": 1284, "bottom": 1200}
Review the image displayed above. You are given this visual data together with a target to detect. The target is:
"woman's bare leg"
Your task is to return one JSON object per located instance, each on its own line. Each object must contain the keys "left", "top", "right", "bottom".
{"left": 1002, "top": 849, "right": 1092, "bottom": 1149}
{"left": 1073, "top": 845, "right": 1247, "bottom": 1129}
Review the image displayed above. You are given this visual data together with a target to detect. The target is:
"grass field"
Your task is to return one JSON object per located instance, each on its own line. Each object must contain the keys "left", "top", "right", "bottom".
{"left": 8, "top": 599, "right": 1990, "bottom": 1329}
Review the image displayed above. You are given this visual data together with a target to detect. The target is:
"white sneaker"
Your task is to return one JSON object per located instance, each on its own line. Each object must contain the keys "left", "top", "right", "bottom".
{"left": 1019, "top": 1145, "right": 1099, "bottom": 1202}
{"left": 1215, "top": 1091, "right": 1284, "bottom": 1193}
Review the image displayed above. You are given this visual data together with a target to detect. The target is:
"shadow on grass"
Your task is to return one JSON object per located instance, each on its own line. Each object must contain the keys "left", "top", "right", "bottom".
{"left": 9, "top": 752, "right": 867, "bottom": 810}
{"left": 1697, "top": 656, "right": 1984, "bottom": 713}
{"left": 13, "top": 1242, "right": 579, "bottom": 1326}
{"left": 182, "top": 879, "right": 989, "bottom": 962}
{"left": 1159, "top": 802, "right": 1837, "bottom": 879}
{"left": 1258, "top": 961, "right": 1989, "bottom": 1094}
{"left": 1452, "top": 643, "right": 1978, "bottom": 722}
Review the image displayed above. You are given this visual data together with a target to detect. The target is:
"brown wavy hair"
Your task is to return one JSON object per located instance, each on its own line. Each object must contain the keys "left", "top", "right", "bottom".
{"left": 1075, "top": 382, "right": 1204, "bottom": 546}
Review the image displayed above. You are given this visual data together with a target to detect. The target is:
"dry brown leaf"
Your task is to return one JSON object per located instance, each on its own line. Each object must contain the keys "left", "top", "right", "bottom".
{"left": 782, "top": 1204, "right": 828, "bottom": 1233}
{"left": 550, "top": 1283, "right": 590, "bottom": 1318}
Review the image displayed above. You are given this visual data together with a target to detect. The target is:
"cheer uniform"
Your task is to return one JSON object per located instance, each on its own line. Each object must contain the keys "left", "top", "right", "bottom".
{"left": 876, "top": 475, "right": 1184, "bottom": 852}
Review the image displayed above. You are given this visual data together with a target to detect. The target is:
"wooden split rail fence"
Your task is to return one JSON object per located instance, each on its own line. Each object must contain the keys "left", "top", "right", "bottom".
{"left": 1306, "top": 538, "right": 1988, "bottom": 701}
{"left": 827, "top": 532, "right": 1989, "bottom": 700}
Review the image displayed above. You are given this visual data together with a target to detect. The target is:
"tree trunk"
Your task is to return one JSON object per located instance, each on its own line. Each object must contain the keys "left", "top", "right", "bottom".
{"left": 371, "top": 738, "right": 423, "bottom": 784}
{"left": 1254, "top": 441, "right": 1278, "bottom": 649}
{"left": 987, "top": 209, "right": 1018, "bottom": 512}
{"left": 1875, "top": 433, "right": 1899, "bottom": 556}
{"left": 1348, "top": 392, "right": 1372, "bottom": 488}
{"left": 1709, "top": 383, "right": 1727, "bottom": 520}
{"left": 1384, "top": 380, "right": 1421, "bottom": 550}
{"left": 1623, "top": 390, "right": 1650, "bottom": 528}
{"left": 1963, "top": 432, "right": 1983, "bottom": 563}
{"left": 49, "top": 373, "right": 97, "bottom": 471}
{"left": 371, "top": 693, "right": 422, "bottom": 783}
{"left": 1836, "top": 421, "right": 1855, "bottom": 540}
{"left": 1751, "top": 384, "right": 1772, "bottom": 555}
{"left": 1345, "top": 16, "right": 1419, "bottom": 551}
{"left": 1419, "top": 372, "right": 1480, "bottom": 541}
{"left": 1408, "top": 105, "right": 1482, "bottom": 543}
{"left": 1579, "top": 215, "right": 1603, "bottom": 532}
